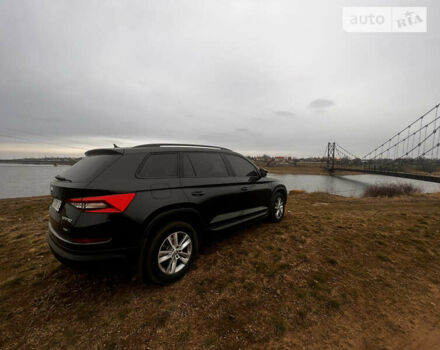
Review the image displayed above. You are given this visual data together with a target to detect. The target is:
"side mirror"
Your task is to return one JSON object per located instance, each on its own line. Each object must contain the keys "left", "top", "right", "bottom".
{"left": 259, "top": 168, "right": 268, "bottom": 177}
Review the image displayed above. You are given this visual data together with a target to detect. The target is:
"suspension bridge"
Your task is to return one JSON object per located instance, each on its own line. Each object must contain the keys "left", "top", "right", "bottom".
{"left": 325, "top": 102, "right": 440, "bottom": 183}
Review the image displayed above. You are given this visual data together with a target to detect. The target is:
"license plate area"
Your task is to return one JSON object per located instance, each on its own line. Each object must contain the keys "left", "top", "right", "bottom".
{"left": 51, "top": 198, "right": 63, "bottom": 212}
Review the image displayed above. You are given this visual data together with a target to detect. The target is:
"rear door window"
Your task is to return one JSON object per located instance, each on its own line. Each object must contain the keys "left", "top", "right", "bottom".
{"left": 138, "top": 153, "right": 178, "bottom": 178}
{"left": 57, "top": 155, "right": 119, "bottom": 183}
{"left": 224, "top": 154, "right": 258, "bottom": 177}
{"left": 185, "top": 152, "right": 229, "bottom": 177}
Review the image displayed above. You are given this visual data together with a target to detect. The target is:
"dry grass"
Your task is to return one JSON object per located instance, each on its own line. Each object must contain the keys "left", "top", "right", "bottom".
{"left": 1, "top": 193, "right": 440, "bottom": 349}
{"left": 363, "top": 183, "right": 421, "bottom": 197}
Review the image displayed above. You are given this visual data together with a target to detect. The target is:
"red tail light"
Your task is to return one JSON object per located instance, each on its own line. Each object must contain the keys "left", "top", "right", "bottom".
{"left": 67, "top": 193, "right": 135, "bottom": 213}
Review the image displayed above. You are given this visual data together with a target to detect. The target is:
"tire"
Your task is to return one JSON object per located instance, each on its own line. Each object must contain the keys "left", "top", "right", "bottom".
{"left": 140, "top": 221, "right": 199, "bottom": 284}
{"left": 269, "top": 191, "right": 285, "bottom": 223}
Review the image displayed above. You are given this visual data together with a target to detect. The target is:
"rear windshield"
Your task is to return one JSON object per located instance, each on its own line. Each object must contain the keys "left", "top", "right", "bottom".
{"left": 56, "top": 155, "right": 120, "bottom": 183}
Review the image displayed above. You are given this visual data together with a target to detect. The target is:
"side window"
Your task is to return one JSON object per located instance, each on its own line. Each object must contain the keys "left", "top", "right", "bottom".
{"left": 182, "top": 153, "right": 196, "bottom": 177}
{"left": 225, "top": 154, "right": 258, "bottom": 177}
{"left": 138, "top": 153, "right": 178, "bottom": 177}
{"left": 186, "top": 152, "right": 228, "bottom": 177}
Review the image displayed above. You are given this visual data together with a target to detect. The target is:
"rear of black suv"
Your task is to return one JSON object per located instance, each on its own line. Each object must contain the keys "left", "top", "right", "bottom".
{"left": 48, "top": 149, "right": 143, "bottom": 263}
{"left": 48, "top": 144, "right": 287, "bottom": 283}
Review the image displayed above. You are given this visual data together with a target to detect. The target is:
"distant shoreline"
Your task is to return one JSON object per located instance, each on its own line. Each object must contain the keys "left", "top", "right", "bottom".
{"left": 0, "top": 162, "right": 362, "bottom": 175}
{"left": 0, "top": 159, "right": 78, "bottom": 166}
{"left": 264, "top": 165, "right": 359, "bottom": 176}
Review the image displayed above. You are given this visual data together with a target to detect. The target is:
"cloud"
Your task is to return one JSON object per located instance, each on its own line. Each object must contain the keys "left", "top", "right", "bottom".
{"left": 274, "top": 110, "right": 295, "bottom": 118}
{"left": 309, "top": 99, "right": 335, "bottom": 109}
{"left": 251, "top": 117, "right": 268, "bottom": 122}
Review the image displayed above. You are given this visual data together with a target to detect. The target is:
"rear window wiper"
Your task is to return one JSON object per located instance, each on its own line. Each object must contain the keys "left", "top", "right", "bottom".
{"left": 55, "top": 175, "right": 72, "bottom": 182}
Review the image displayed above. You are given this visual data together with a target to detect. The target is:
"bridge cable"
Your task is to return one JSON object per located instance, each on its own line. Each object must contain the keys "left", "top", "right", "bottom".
{"left": 396, "top": 125, "right": 440, "bottom": 160}
{"left": 369, "top": 112, "right": 440, "bottom": 160}
{"left": 335, "top": 143, "right": 359, "bottom": 159}
{"left": 362, "top": 103, "right": 439, "bottom": 159}
{"left": 431, "top": 105, "right": 439, "bottom": 159}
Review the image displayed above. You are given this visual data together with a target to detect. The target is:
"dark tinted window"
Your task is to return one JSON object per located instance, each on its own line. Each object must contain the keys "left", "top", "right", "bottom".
{"left": 138, "top": 153, "right": 178, "bottom": 177}
{"left": 225, "top": 154, "right": 258, "bottom": 177}
{"left": 182, "top": 153, "right": 196, "bottom": 177}
{"left": 57, "top": 155, "right": 119, "bottom": 182}
{"left": 186, "top": 152, "right": 228, "bottom": 177}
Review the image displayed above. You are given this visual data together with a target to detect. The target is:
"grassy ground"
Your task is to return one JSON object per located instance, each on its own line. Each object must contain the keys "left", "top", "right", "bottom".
{"left": 1, "top": 193, "right": 440, "bottom": 349}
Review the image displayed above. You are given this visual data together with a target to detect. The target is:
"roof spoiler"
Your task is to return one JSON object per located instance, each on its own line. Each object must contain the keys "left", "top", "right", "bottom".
{"left": 85, "top": 148, "right": 125, "bottom": 156}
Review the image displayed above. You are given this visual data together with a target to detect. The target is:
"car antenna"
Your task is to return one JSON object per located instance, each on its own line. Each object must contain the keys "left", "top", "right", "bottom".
{"left": 113, "top": 144, "right": 119, "bottom": 148}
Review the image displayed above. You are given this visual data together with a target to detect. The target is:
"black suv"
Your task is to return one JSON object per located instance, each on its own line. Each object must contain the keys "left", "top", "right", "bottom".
{"left": 48, "top": 144, "right": 287, "bottom": 283}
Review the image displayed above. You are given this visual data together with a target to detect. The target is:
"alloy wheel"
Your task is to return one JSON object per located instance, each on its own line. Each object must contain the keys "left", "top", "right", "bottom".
{"left": 274, "top": 197, "right": 284, "bottom": 219}
{"left": 157, "top": 231, "right": 192, "bottom": 275}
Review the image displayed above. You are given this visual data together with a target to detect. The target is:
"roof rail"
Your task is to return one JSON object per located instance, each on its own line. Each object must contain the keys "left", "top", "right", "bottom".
{"left": 133, "top": 143, "right": 232, "bottom": 151}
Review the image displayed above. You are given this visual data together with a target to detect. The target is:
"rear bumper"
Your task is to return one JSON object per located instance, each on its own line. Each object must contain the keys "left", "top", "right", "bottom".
{"left": 47, "top": 224, "right": 137, "bottom": 263}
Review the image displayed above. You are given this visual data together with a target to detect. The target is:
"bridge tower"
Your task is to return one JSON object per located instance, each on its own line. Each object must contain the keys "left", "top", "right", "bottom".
{"left": 327, "top": 142, "right": 335, "bottom": 171}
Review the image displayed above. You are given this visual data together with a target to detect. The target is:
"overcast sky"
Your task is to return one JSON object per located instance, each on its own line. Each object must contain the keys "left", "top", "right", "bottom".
{"left": 0, "top": 0, "right": 439, "bottom": 158}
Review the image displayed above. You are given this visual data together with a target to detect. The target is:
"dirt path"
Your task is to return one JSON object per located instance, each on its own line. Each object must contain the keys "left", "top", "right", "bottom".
{"left": 1, "top": 193, "right": 440, "bottom": 349}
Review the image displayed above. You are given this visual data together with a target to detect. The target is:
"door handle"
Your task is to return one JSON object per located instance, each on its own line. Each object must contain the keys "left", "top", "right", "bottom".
{"left": 241, "top": 186, "right": 249, "bottom": 192}
{"left": 191, "top": 191, "right": 206, "bottom": 197}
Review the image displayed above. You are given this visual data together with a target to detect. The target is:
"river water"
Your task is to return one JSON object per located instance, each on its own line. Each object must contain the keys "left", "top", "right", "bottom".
{"left": 1, "top": 164, "right": 440, "bottom": 199}
{"left": 270, "top": 173, "right": 440, "bottom": 197}
{"left": 0, "top": 164, "right": 70, "bottom": 199}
